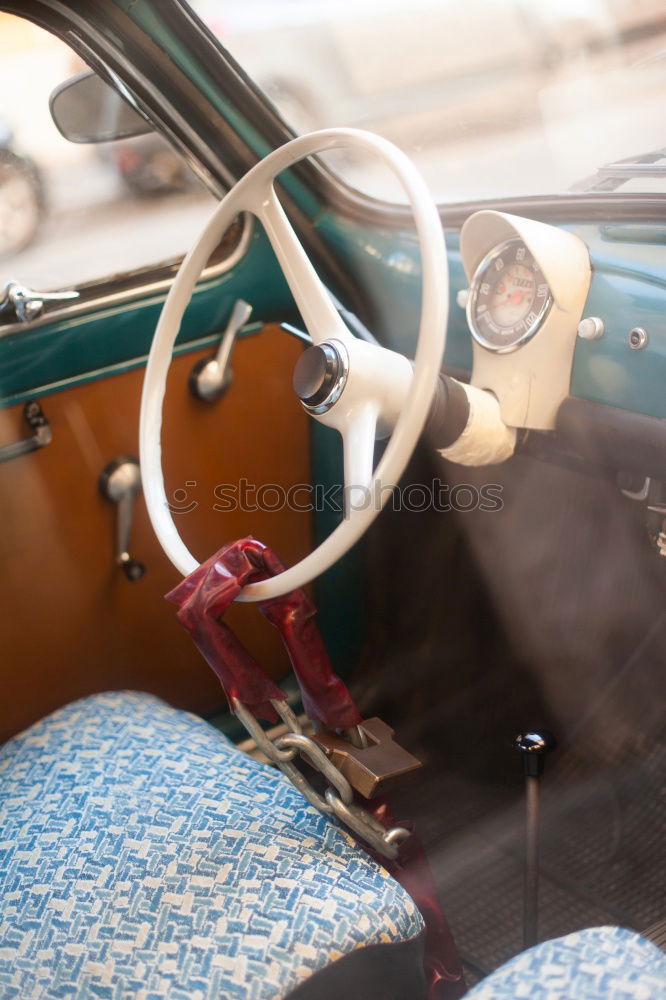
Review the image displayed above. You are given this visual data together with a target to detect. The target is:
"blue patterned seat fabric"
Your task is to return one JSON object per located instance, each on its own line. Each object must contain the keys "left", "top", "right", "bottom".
{"left": 0, "top": 691, "right": 423, "bottom": 999}
{"left": 466, "top": 925, "right": 666, "bottom": 1000}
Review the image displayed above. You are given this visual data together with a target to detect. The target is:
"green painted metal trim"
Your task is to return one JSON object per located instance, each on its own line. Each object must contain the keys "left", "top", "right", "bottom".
{"left": 113, "top": 0, "right": 320, "bottom": 219}
{"left": 114, "top": 0, "right": 273, "bottom": 159}
{"left": 314, "top": 210, "right": 472, "bottom": 367}
{"left": 571, "top": 268, "right": 666, "bottom": 417}
{"left": 0, "top": 325, "right": 264, "bottom": 410}
{"left": 0, "top": 229, "right": 295, "bottom": 408}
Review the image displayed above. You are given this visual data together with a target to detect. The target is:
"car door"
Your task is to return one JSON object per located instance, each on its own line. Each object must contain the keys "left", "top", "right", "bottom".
{"left": 0, "top": 8, "right": 313, "bottom": 741}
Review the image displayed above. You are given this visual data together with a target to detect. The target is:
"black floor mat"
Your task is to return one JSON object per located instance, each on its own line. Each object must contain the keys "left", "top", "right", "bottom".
{"left": 360, "top": 451, "right": 666, "bottom": 977}
{"left": 392, "top": 738, "right": 665, "bottom": 977}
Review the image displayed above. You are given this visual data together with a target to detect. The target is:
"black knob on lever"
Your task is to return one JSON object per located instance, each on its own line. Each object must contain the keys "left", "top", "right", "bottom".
{"left": 99, "top": 457, "right": 146, "bottom": 583}
{"left": 119, "top": 554, "right": 146, "bottom": 582}
{"left": 513, "top": 730, "right": 556, "bottom": 778}
{"left": 513, "top": 729, "right": 556, "bottom": 951}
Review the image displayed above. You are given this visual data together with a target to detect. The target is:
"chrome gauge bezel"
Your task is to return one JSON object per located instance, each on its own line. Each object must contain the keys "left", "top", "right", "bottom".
{"left": 466, "top": 238, "right": 553, "bottom": 354}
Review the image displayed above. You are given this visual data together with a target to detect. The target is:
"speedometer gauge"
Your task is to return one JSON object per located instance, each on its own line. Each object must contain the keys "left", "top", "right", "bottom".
{"left": 467, "top": 239, "right": 552, "bottom": 352}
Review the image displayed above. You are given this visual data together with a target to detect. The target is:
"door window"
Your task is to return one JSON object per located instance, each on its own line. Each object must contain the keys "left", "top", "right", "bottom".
{"left": 0, "top": 13, "right": 216, "bottom": 292}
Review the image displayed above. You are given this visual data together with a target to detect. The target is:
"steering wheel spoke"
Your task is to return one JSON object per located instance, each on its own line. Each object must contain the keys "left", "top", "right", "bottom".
{"left": 341, "top": 405, "right": 378, "bottom": 518}
{"left": 252, "top": 184, "right": 350, "bottom": 346}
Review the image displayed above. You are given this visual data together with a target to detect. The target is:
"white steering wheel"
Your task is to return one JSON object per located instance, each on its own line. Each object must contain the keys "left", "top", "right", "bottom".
{"left": 140, "top": 128, "right": 448, "bottom": 601}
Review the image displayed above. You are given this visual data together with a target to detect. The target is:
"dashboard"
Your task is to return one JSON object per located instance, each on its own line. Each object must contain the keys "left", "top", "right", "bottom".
{"left": 458, "top": 210, "right": 591, "bottom": 432}
{"left": 441, "top": 215, "right": 666, "bottom": 427}
{"left": 316, "top": 205, "right": 666, "bottom": 458}
{"left": 413, "top": 208, "right": 666, "bottom": 503}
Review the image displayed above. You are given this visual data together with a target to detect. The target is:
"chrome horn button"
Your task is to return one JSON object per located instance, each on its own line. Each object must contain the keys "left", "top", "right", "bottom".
{"left": 292, "top": 340, "right": 349, "bottom": 414}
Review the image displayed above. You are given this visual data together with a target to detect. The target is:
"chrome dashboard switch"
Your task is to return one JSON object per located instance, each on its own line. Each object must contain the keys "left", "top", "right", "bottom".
{"left": 577, "top": 316, "right": 605, "bottom": 341}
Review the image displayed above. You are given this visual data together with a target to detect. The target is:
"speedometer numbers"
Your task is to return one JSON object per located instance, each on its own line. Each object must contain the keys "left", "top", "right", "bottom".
{"left": 467, "top": 239, "right": 552, "bottom": 352}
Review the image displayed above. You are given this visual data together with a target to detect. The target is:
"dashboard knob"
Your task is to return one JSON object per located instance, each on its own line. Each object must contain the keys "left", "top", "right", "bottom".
{"left": 120, "top": 555, "right": 146, "bottom": 581}
{"left": 513, "top": 730, "right": 556, "bottom": 778}
{"left": 577, "top": 316, "right": 605, "bottom": 341}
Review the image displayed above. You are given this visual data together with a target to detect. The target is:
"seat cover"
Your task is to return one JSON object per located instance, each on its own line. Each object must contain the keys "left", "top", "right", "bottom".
{"left": 466, "top": 926, "right": 666, "bottom": 999}
{"left": 0, "top": 692, "right": 424, "bottom": 999}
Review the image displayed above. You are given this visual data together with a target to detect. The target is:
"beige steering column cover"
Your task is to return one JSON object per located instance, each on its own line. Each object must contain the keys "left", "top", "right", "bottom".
{"left": 461, "top": 211, "right": 592, "bottom": 430}
{"left": 438, "top": 381, "right": 516, "bottom": 465}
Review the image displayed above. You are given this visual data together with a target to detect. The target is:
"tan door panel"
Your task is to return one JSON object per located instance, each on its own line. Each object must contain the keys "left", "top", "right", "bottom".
{"left": 0, "top": 325, "right": 312, "bottom": 741}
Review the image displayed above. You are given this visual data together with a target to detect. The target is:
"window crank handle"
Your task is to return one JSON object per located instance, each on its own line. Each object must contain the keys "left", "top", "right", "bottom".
{"left": 189, "top": 299, "right": 253, "bottom": 402}
{"left": 99, "top": 457, "right": 146, "bottom": 581}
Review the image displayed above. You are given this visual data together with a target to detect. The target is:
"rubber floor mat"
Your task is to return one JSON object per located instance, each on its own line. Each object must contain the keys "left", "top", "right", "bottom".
{"left": 392, "top": 738, "right": 665, "bottom": 977}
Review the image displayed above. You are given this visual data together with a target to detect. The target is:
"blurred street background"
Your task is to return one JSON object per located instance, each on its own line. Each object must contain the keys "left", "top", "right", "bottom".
{"left": 1, "top": 0, "right": 665, "bottom": 290}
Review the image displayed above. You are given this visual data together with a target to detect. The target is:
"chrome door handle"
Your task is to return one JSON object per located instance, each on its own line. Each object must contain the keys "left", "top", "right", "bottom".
{"left": 0, "top": 279, "right": 79, "bottom": 323}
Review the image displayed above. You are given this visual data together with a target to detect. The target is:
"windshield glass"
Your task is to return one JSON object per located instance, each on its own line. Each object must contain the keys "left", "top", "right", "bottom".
{"left": 193, "top": 0, "right": 666, "bottom": 203}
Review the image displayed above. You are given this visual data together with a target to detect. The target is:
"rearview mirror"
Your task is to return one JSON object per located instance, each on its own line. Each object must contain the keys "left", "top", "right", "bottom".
{"left": 49, "top": 70, "right": 152, "bottom": 144}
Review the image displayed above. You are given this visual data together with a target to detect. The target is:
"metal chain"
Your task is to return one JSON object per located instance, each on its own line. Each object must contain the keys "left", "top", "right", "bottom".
{"left": 232, "top": 697, "right": 411, "bottom": 859}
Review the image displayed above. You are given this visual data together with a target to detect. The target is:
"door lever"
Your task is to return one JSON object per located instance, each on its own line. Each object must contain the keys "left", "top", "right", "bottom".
{"left": 99, "top": 456, "right": 146, "bottom": 581}
{"left": 189, "top": 299, "right": 254, "bottom": 402}
{"left": 0, "top": 279, "right": 79, "bottom": 323}
{"left": 0, "top": 400, "right": 52, "bottom": 464}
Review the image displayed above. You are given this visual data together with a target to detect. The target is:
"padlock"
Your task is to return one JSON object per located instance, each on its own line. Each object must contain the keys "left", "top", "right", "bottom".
{"left": 313, "top": 717, "right": 422, "bottom": 799}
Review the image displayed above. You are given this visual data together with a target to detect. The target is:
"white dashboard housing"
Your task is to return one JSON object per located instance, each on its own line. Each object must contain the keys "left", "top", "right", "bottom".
{"left": 460, "top": 211, "right": 592, "bottom": 430}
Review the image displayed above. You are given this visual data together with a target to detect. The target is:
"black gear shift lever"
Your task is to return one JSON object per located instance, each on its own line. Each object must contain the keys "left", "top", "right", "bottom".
{"left": 513, "top": 730, "right": 556, "bottom": 950}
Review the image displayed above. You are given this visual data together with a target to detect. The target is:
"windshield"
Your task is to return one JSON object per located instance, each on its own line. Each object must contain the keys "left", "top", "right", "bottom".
{"left": 193, "top": 0, "right": 666, "bottom": 204}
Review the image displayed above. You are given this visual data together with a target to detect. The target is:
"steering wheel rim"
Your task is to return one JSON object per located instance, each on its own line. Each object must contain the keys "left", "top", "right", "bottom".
{"left": 140, "top": 128, "right": 448, "bottom": 601}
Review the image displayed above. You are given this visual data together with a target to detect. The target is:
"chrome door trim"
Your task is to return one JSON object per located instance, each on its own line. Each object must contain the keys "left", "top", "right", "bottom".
{"left": 0, "top": 214, "right": 253, "bottom": 339}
